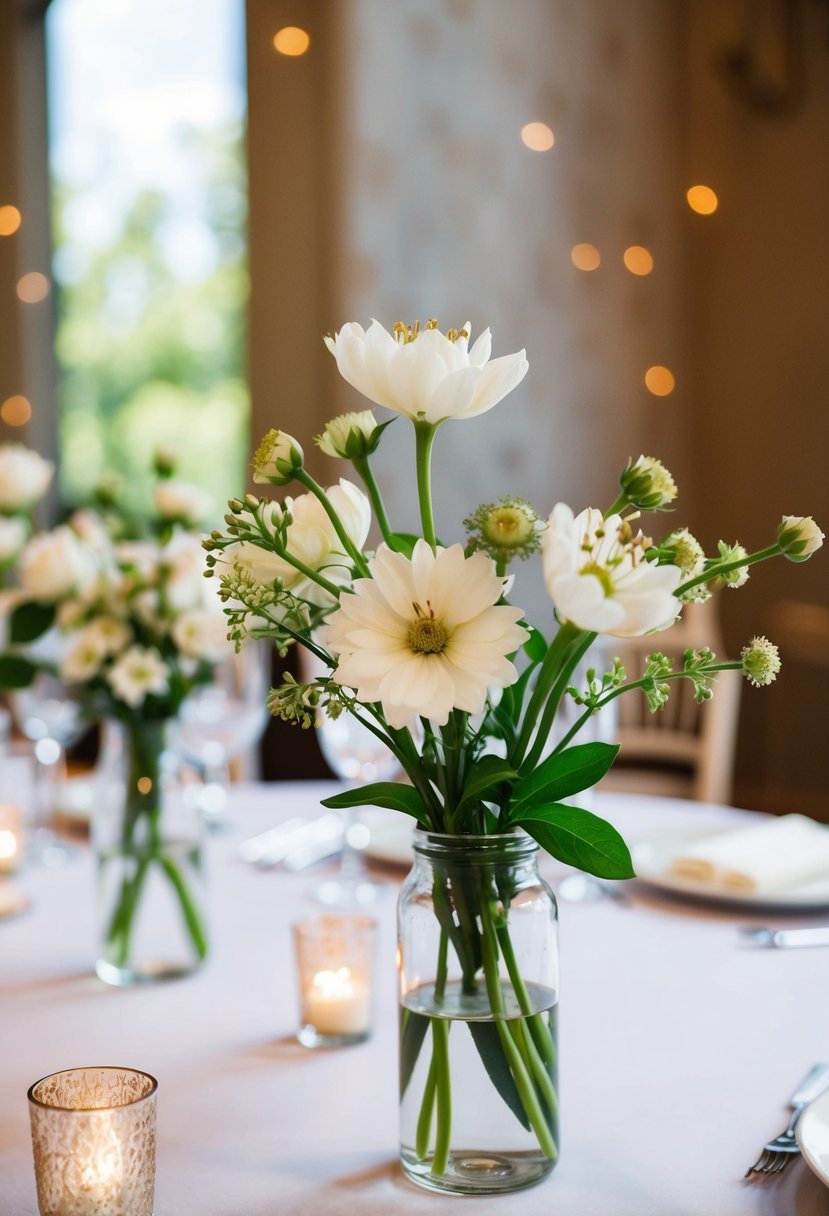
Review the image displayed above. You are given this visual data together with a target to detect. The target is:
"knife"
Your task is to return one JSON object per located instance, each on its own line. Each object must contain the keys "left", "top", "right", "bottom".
{"left": 740, "top": 926, "right": 829, "bottom": 949}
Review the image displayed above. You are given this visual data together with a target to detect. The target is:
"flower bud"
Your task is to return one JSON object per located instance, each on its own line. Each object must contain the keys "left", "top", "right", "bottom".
{"left": 619, "top": 455, "right": 678, "bottom": 511}
{"left": 777, "top": 515, "right": 825, "bottom": 562}
{"left": 741, "top": 636, "right": 781, "bottom": 688}
{"left": 315, "top": 410, "right": 380, "bottom": 459}
{"left": 252, "top": 429, "right": 304, "bottom": 485}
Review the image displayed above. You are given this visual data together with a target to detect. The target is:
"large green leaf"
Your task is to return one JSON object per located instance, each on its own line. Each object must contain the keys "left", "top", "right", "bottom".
{"left": 9, "top": 601, "right": 56, "bottom": 645}
{"left": 457, "top": 756, "right": 518, "bottom": 809}
{"left": 467, "top": 1022, "right": 532, "bottom": 1132}
{"left": 522, "top": 625, "right": 548, "bottom": 663}
{"left": 387, "top": 532, "right": 419, "bottom": 558}
{"left": 511, "top": 742, "right": 619, "bottom": 811}
{"left": 516, "top": 803, "right": 635, "bottom": 879}
{"left": 0, "top": 654, "right": 39, "bottom": 689}
{"left": 321, "top": 782, "right": 429, "bottom": 824}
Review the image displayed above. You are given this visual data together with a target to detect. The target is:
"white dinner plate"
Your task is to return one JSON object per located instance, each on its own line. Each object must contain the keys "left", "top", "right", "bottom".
{"left": 632, "top": 822, "right": 829, "bottom": 910}
{"left": 798, "top": 1086, "right": 829, "bottom": 1188}
{"left": 362, "top": 808, "right": 415, "bottom": 869}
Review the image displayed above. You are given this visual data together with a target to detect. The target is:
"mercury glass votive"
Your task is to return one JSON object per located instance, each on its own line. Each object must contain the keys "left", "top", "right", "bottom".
{"left": 293, "top": 914, "right": 376, "bottom": 1047}
{"left": 28, "top": 1067, "right": 157, "bottom": 1216}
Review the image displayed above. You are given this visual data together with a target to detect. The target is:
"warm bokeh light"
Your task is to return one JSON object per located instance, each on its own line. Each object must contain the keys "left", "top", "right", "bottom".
{"left": 623, "top": 246, "right": 654, "bottom": 276}
{"left": 0, "top": 395, "right": 33, "bottom": 426}
{"left": 273, "top": 26, "right": 311, "bottom": 56}
{"left": 571, "top": 243, "right": 601, "bottom": 271}
{"left": 520, "top": 122, "right": 555, "bottom": 152}
{"left": 644, "top": 366, "right": 676, "bottom": 397}
{"left": 0, "top": 205, "right": 22, "bottom": 236}
{"left": 16, "top": 272, "right": 50, "bottom": 303}
{"left": 686, "top": 185, "right": 718, "bottom": 215}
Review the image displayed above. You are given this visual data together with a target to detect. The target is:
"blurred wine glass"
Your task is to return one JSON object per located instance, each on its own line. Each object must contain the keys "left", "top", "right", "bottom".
{"left": 315, "top": 707, "right": 400, "bottom": 907}
{"left": 173, "top": 641, "right": 270, "bottom": 827}
{"left": 11, "top": 673, "right": 84, "bottom": 866}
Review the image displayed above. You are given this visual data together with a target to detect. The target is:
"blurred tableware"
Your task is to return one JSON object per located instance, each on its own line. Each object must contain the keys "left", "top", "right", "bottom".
{"left": 632, "top": 822, "right": 829, "bottom": 909}
{"left": 28, "top": 1066, "right": 157, "bottom": 1216}
{"left": 0, "top": 878, "right": 29, "bottom": 918}
{"left": 173, "top": 641, "right": 269, "bottom": 827}
{"left": 739, "top": 925, "right": 829, "bottom": 949}
{"left": 557, "top": 873, "right": 631, "bottom": 906}
{"left": 745, "top": 1063, "right": 829, "bottom": 1177}
{"left": 797, "top": 1077, "right": 829, "bottom": 1189}
{"left": 0, "top": 741, "right": 37, "bottom": 871}
{"left": 315, "top": 709, "right": 400, "bottom": 907}
{"left": 292, "top": 914, "right": 376, "bottom": 1047}
{"left": 11, "top": 673, "right": 84, "bottom": 865}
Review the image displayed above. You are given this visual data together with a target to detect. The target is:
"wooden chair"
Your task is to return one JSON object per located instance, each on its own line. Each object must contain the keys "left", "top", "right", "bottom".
{"left": 599, "top": 603, "right": 742, "bottom": 804}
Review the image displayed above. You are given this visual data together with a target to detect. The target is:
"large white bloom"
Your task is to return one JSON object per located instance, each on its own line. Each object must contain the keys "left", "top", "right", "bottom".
{"left": 222, "top": 480, "right": 371, "bottom": 606}
{"left": 542, "top": 504, "right": 681, "bottom": 637}
{"left": 106, "top": 645, "right": 170, "bottom": 708}
{"left": 325, "top": 540, "right": 529, "bottom": 729}
{"left": 324, "top": 319, "right": 528, "bottom": 425}
{"left": 19, "top": 527, "right": 97, "bottom": 602}
{"left": 0, "top": 444, "right": 54, "bottom": 510}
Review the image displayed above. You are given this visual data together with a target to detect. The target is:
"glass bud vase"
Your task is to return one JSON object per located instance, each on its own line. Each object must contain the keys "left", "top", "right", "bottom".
{"left": 398, "top": 831, "right": 559, "bottom": 1195}
{"left": 93, "top": 719, "right": 208, "bottom": 986}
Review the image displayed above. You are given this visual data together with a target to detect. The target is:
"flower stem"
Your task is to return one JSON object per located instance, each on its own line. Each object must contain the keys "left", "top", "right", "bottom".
{"left": 352, "top": 455, "right": 394, "bottom": 546}
{"left": 294, "top": 467, "right": 371, "bottom": 577}
{"left": 522, "top": 630, "right": 597, "bottom": 772}
{"left": 414, "top": 422, "right": 438, "bottom": 548}
{"left": 676, "top": 543, "right": 781, "bottom": 596}
{"left": 430, "top": 1018, "right": 452, "bottom": 1175}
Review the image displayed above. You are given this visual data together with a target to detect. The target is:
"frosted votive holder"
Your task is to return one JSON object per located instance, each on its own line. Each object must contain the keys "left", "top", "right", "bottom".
{"left": 28, "top": 1066, "right": 157, "bottom": 1216}
{"left": 293, "top": 914, "right": 376, "bottom": 1047}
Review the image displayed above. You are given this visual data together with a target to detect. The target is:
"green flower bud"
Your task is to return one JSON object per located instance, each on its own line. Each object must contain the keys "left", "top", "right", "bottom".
{"left": 777, "top": 515, "right": 824, "bottom": 562}
{"left": 619, "top": 455, "right": 678, "bottom": 511}
{"left": 252, "top": 430, "right": 304, "bottom": 485}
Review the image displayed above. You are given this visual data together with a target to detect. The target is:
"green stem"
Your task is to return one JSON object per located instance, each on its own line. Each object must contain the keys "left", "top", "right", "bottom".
{"left": 414, "top": 422, "right": 438, "bottom": 548}
{"left": 415, "top": 1053, "right": 438, "bottom": 1159}
{"left": 512, "top": 621, "right": 582, "bottom": 764}
{"left": 431, "top": 1018, "right": 452, "bottom": 1175}
{"left": 676, "top": 543, "right": 781, "bottom": 596}
{"left": 352, "top": 455, "right": 394, "bottom": 546}
{"left": 159, "top": 856, "right": 208, "bottom": 958}
{"left": 294, "top": 467, "right": 371, "bottom": 577}
{"left": 522, "top": 630, "right": 597, "bottom": 772}
{"left": 496, "top": 923, "right": 557, "bottom": 1071}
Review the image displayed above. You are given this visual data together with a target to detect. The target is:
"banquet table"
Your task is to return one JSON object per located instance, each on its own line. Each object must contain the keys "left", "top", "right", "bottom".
{"left": 2, "top": 782, "right": 829, "bottom": 1216}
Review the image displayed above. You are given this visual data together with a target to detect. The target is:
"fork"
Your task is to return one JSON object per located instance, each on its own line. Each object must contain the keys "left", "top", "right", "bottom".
{"left": 745, "top": 1062, "right": 829, "bottom": 1177}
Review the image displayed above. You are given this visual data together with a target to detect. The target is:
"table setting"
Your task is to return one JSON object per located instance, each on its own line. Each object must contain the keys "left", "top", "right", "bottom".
{"left": 1, "top": 317, "right": 828, "bottom": 1214}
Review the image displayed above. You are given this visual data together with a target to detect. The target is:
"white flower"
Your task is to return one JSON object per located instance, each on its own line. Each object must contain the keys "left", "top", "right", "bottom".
{"left": 0, "top": 444, "right": 53, "bottom": 510}
{"left": 154, "top": 480, "right": 212, "bottom": 524}
{"left": 84, "top": 615, "right": 132, "bottom": 655}
{"left": 741, "top": 636, "right": 782, "bottom": 688}
{"left": 619, "top": 455, "right": 678, "bottom": 511}
{"left": 542, "top": 504, "right": 681, "bottom": 637}
{"left": 315, "top": 410, "right": 379, "bottom": 458}
{"left": 19, "top": 527, "right": 97, "bottom": 602}
{"left": 325, "top": 540, "right": 529, "bottom": 729}
{"left": 162, "top": 532, "right": 208, "bottom": 613}
{"left": 0, "top": 515, "right": 27, "bottom": 562}
{"left": 252, "top": 429, "right": 304, "bottom": 485}
{"left": 172, "top": 606, "right": 231, "bottom": 662}
{"left": 324, "top": 319, "right": 528, "bottom": 425}
{"left": 222, "top": 479, "right": 371, "bottom": 606}
{"left": 106, "top": 645, "right": 170, "bottom": 708}
{"left": 60, "top": 628, "right": 109, "bottom": 683}
{"left": 778, "top": 515, "right": 824, "bottom": 562}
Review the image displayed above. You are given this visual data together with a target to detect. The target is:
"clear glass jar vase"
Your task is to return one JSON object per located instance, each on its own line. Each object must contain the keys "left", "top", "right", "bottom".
{"left": 93, "top": 719, "right": 208, "bottom": 986}
{"left": 398, "top": 831, "right": 559, "bottom": 1195}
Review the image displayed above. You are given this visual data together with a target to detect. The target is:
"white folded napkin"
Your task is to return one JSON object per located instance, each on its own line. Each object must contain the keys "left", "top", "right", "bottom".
{"left": 667, "top": 814, "right": 829, "bottom": 894}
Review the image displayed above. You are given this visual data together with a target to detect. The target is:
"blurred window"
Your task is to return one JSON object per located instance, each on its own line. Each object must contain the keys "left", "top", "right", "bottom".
{"left": 45, "top": 0, "right": 248, "bottom": 518}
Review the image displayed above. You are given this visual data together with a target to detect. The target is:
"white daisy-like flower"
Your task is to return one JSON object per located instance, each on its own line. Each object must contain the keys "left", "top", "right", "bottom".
{"left": 0, "top": 444, "right": 53, "bottom": 510}
{"left": 324, "top": 318, "right": 528, "bottom": 425}
{"left": 172, "top": 606, "right": 231, "bottom": 662}
{"left": 60, "top": 630, "right": 109, "bottom": 683}
{"left": 106, "top": 645, "right": 170, "bottom": 708}
{"left": 542, "top": 504, "right": 681, "bottom": 637}
{"left": 325, "top": 539, "right": 529, "bottom": 729}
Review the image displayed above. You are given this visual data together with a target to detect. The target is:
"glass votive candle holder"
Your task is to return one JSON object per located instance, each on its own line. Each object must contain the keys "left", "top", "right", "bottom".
{"left": 28, "top": 1066, "right": 158, "bottom": 1216}
{"left": 293, "top": 914, "right": 376, "bottom": 1047}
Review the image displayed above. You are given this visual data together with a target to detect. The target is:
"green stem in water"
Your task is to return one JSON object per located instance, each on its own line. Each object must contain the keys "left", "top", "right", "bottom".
{"left": 415, "top": 1053, "right": 438, "bottom": 1160}
{"left": 430, "top": 1018, "right": 452, "bottom": 1175}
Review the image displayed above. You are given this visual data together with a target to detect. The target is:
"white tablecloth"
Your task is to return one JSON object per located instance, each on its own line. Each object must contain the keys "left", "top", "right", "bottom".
{"left": 2, "top": 784, "right": 829, "bottom": 1216}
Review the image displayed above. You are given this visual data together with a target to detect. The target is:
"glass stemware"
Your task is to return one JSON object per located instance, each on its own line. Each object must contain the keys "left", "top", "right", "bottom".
{"left": 314, "top": 708, "right": 401, "bottom": 907}
{"left": 11, "top": 673, "right": 84, "bottom": 866}
{"left": 173, "top": 641, "right": 270, "bottom": 827}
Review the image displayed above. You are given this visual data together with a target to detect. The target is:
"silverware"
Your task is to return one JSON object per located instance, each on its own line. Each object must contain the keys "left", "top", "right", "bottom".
{"left": 745, "top": 1063, "right": 829, "bottom": 1177}
{"left": 740, "top": 926, "right": 829, "bottom": 950}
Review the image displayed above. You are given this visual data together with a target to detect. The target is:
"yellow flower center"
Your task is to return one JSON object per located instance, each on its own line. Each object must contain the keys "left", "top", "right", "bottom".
{"left": 483, "top": 506, "right": 532, "bottom": 549}
{"left": 579, "top": 561, "right": 615, "bottom": 597}
{"left": 408, "top": 601, "right": 448, "bottom": 654}
{"left": 392, "top": 319, "right": 469, "bottom": 344}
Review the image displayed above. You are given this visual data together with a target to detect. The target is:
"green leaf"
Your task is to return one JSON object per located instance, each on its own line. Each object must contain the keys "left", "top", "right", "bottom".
{"left": 516, "top": 803, "right": 636, "bottom": 879}
{"left": 458, "top": 756, "right": 519, "bottom": 809}
{"left": 399, "top": 1007, "right": 430, "bottom": 1098}
{"left": 387, "top": 532, "right": 420, "bottom": 558}
{"left": 321, "top": 782, "right": 429, "bottom": 824}
{"left": 467, "top": 1022, "right": 532, "bottom": 1132}
{"left": 0, "top": 654, "right": 39, "bottom": 689}
{"left": 523, "top": 625, "right": 548, "bottom": 663}
{"left": 9, "top": 601, "right": 56, "bottom": 646}
{"left": 512, "top": 742, "right": 619, "bottom": 811}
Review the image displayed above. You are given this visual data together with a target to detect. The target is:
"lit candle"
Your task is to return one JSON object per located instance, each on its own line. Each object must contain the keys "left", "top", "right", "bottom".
{"left": 293, "top": 915, "right": 376, "bottom": 1047}
{"left": 0, "top": 804, "right": 22, "bottom": 875}
{"left": 28, "top": 1067, "right": 157, "bottom": 1216}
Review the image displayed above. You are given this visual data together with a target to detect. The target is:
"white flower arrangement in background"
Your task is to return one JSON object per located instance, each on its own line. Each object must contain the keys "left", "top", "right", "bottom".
{"left": 0, "top": 443, "right": 54, "bottom": 575}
